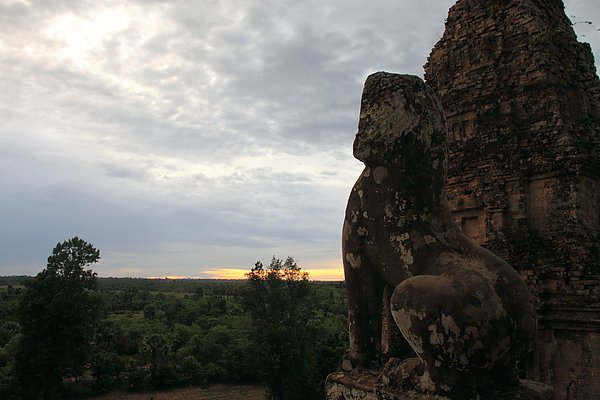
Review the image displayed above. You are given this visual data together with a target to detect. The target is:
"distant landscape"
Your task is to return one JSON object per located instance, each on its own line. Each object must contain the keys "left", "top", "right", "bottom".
{"left": 0, "top": 247, "right": 348, "bottom": 400}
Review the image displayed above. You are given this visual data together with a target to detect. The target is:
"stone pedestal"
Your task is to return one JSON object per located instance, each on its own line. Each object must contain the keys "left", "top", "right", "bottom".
{"left": 325, "top": 371, "right": 554, "bottom": 400}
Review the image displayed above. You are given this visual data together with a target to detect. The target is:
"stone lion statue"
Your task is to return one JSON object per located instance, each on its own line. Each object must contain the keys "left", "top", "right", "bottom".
{"left": 341, "top": 72, "right": 537, "bottom": 398}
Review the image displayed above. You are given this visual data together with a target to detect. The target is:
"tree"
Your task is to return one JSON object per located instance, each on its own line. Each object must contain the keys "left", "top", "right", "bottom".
{"left": 243, "top": 257, "right": 319, "bottom": 400}
{"left": 139, "top": 334, "right": 174, "bottom": 389}
{"left": 89, "top": 319, "right": 127, "bottom": 391}
{"left": 15, "top": 237, "right": 101, "bottom": 399}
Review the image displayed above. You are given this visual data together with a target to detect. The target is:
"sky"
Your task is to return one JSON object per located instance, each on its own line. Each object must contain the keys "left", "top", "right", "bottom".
{"left": 1, "top": 0, "right": 599, "bottom": 280}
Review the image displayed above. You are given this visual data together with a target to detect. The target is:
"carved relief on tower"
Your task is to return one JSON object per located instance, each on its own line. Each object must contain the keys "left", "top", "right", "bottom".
{"left": 448, "top": 194, "right": 486, "bottom": 245}
{"left": 577, "top": 175, "right": 600, "bottom": 228}
{"left": 525, "top": 176, "right": 557, "bottom": 233}
{"left": 447, "top": 110, "right": 477, "bottom": 141}
{"left": 506, "top": 178, "right": 527, "bottom": 223}
{"left": 524, "top": 174, "right": 599, "bottom": 233}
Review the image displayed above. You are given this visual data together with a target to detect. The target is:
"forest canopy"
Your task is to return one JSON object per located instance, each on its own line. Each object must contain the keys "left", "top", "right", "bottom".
{"left": 0, "top": 245, "right": 347, "bottom": 400}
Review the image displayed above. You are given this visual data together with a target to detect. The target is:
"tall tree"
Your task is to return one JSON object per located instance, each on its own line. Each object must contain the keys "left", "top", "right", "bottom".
{"left": 15, "top": 237, "right": 101, "bottom": 399}
{"left": 244, "top": 257, "right": 319, "bottom": 400}
{"left": 139, "top": 333, "right": 172, "bottom": 389}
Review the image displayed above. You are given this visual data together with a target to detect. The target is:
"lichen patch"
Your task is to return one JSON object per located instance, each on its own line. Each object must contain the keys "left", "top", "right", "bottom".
{"left": 345, "top": 253, "right": 362, "bottom": 269}
{"left": 441, "top": 313, "right": 461, "bottom": 337}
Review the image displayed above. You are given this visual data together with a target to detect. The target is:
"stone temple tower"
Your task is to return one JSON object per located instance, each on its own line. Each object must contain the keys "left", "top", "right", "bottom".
{"left": 424, "top": 0, "right": 600, "bottom": 399}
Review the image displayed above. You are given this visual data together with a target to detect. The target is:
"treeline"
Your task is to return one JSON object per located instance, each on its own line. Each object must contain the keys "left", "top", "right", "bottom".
{"left": 0, "top": 239, "right": 348, "bottom": 400}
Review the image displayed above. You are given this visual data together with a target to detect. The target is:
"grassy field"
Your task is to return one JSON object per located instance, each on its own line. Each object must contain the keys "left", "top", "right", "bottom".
{"left": 83, "top": 385, "right": 266, "bottom": 400}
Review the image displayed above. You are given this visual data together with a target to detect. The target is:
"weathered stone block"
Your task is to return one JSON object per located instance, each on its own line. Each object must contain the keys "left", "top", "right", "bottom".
{"left": 326, "top": 371, "right": 554, "bottom": 400}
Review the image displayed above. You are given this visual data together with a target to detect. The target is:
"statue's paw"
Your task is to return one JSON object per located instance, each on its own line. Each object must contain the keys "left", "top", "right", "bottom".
{"left": 379, "top": 357, "right": 425, "bottom": 389}
{"left": 339, "top": 352, "right": 355, "bottom": 372}
{"left": 340, "top": 349, "right": 379, "bottom": 372}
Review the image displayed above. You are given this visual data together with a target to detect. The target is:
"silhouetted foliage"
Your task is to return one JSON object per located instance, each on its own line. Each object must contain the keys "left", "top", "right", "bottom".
{"left": 244, "top": 257, "right": 321, "bottom": 400}
{"left": 0, "top": 258, "right": 347, "bottom": 399}
{"left": 15, "top": 237, "right": 101, "bottom": 399}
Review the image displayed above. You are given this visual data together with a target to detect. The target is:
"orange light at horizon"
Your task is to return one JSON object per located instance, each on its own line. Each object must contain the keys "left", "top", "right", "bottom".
{"left": 147, "top": 275, "right": 199, "bottom": 280}
{"left": 304, "top": 268, "right": 345, "bottom": 281}
{"left": 201, "top": 267, "right": 344, "bottom": 281}
{"left": 202, "top": 269, "right": 249, "bottom": 280}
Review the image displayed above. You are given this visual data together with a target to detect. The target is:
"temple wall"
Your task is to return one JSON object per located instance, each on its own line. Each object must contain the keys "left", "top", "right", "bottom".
{"left": 424, "top": 0, "right": 600, "bottom": 398}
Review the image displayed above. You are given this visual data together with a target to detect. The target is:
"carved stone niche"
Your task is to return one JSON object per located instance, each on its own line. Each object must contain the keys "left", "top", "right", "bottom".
{"left": 525, "top": 175, "right": 560, "bottom": 233}
{"left": 576, "top": 175, "right": 600, "bottom": 227}
{"left": 446, "top": 110, "right": 477, "bottom": 141}
{"left": 524, "top": 173, "right": 600, "bottom": 233}
{"left": 447, "top": 196, "right": 486, "bottom": 245}
{"left": 487, "top": 209, "right": 506, "bottom": 233}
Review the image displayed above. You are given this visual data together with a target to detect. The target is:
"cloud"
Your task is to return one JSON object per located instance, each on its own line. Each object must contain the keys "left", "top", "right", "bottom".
{"left": 0, "top": 0, "right": 598, "bottom": 278}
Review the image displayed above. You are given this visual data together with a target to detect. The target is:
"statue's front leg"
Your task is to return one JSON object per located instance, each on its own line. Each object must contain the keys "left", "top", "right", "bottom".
{"left": 342, "top": 218, "right": 384, "bottom": 371}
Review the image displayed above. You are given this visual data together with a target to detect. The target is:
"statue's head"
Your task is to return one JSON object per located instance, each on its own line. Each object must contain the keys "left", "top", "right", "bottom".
{"left": 353, "top": 72, "right": 448, "bottom": 178}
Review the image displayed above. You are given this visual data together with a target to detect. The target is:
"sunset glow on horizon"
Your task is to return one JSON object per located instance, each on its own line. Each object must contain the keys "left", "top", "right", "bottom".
{"left": 145, "top": 267, "right": 344, "bottom": 281}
